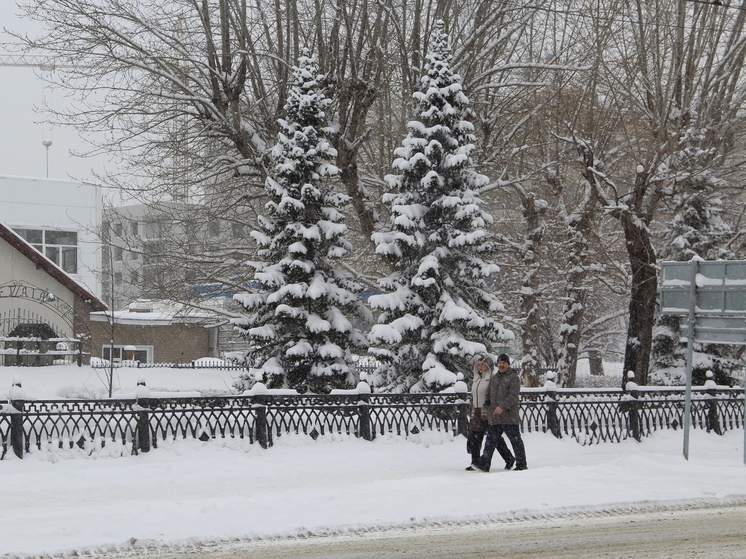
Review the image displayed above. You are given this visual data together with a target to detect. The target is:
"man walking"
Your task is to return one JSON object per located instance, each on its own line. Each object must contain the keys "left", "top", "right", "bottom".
{"left": 475, "top": 353, "right": 527, "bottom": 471}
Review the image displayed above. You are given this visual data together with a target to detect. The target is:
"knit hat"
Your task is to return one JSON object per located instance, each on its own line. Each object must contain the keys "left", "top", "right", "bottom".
{"left": 497, "top": 353, "right": 510, "bottom": 365}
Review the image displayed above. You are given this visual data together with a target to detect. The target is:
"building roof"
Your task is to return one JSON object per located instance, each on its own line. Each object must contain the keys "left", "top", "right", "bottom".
{"left": 0, "top": 221, "right": 107, "bottom": 311}
{"left": 90, "top": 299, "right": 221, "bottom": 326}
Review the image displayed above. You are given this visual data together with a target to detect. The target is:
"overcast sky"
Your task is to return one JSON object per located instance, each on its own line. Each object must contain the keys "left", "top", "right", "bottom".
{"left": 0, "top": 2, "right": 112, "bottom": 183}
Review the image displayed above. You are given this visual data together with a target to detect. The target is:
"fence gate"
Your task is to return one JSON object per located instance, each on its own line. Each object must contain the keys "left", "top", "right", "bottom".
{"left": 0, "top": 281, "right": 87, "bottom": 366}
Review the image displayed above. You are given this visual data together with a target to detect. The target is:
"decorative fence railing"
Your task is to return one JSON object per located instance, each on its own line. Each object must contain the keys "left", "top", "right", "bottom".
{"left": 520, "top": 387, "right": 744, "bottom": 444}
{"left": 90, "top": 361, "right": 249, "bottom": 371}
{"left": 0, "top": 386, "right": 743, "bottom": 460}
{"left": 0, "top": 337, "right": 86, "bottom": 367}
{"left": 89, "top": 359, "right": 379, "bottom": 375}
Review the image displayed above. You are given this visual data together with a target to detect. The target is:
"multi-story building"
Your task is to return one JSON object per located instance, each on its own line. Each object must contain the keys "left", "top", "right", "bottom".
{"left": 102, "top": 202, "right": 252, "bottom": 359}
{"left": 0, "top": 175, "right": 102, "bottom": 299}
{"left": 0, "top": 176, "right": 250, "bottom": 363}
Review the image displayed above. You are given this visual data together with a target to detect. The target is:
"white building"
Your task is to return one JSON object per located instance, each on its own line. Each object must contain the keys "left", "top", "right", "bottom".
{"left": 0, "top": 175, "right": 102, "bottom": 298}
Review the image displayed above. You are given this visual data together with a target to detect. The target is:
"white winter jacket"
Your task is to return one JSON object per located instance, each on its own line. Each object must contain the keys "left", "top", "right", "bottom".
{"left": 471, "top": 369, "right": 491, "bottom": 409}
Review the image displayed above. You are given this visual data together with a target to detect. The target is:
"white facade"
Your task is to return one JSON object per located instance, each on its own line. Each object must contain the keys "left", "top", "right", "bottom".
{"left": 0, "top": 175, "right": 102, "bottom": 298}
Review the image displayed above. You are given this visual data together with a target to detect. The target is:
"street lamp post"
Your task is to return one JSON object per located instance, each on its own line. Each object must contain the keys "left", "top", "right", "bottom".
{"left": 42, "top": 140, "right": 52, "bottom": 177}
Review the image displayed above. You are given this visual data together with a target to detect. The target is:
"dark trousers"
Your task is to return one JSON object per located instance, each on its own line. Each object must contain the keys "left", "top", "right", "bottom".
{"left": 467, "top": 430, "right": 485, "bottom": 465}
{"left": 480, "top": 424, "right": 527, "bottom": 471}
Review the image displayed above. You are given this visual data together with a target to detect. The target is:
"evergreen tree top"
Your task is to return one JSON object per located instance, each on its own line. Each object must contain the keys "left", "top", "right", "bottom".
{"left": 414, "top": 21, "right": 470, "bottom": 132}
{"left": 280, "top": 49, "right": 334, "bottom": 140}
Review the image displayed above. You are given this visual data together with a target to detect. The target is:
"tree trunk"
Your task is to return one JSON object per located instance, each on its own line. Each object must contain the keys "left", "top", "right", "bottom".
{"left": 557, "top": 275, "right": 586, "bottom": 387}
{"left": 556, "top": 227, "right": 586, "bottom": 387}
{"left": 338, "top": 144, "right": 376, "bottom": 240}
{"left": 620, "top": 211, "right": 657, "bottom": 386}
{"left": 557, "top": 174, "right": 598, "bottom": 387}
{"left": 519, "top": 195, "right": 545, "bottom": 387}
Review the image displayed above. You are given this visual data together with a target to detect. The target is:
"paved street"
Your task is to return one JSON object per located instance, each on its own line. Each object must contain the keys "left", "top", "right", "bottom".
{"left": 106, "top": 505, "right": 746, "bottom": 559}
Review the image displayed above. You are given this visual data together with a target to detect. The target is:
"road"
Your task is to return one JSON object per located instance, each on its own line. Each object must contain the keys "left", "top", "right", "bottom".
{"left": 106, "top": 505, "right": 746, "bottom": 559}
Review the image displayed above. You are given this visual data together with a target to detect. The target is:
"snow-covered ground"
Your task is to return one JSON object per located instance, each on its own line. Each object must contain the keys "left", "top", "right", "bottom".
{"left": 0, "top": 360, "right": 629, "bottom": 401}
{"left": 0, "top": 364, "right": 744, "bottom": 558}
{"left": 0, "top": 364, "right": 244, "bottom": 400}
{"left": 1, "top": 420, "right": 744, "bottom": 556}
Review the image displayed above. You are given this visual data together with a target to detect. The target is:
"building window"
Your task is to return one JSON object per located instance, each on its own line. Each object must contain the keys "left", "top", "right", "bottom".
{"left": 14, "top": 228, "right": 78, "bottom": 274}
{"left": 208, "top": 220, "right": 221, "bottom": 237}
{"left": 113, "top": 222, "right": 123, "bottom": 237}
{"left": 130, "top": 271, "right": 139, "bottom": 285}
{"left": 231, "top": 222, "right": 245, "bottom": 238}
{"left": 114, "top": 246, "right": 124, "bottom": 262}
{"left": 114, "top": 271, "right": 123, "bottom": 286}
{"left": 102, "top": 345, "right": 153, "bottom": 363}
{"left": 16, "top": 228, "right": 42, "bottom": 245}
{"left": 130, "top": 221, "right": 139, "bottom": 236}
{"left": 144, "top": 220, "right": 168, "bottom": 240}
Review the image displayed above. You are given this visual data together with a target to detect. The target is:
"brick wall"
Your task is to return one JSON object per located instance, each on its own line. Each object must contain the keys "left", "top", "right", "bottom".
{"left": 74, "top": 295, "right": 96, "bottom": 365}
{"left": 89, "top": 320, "right": 218, "bottom": 363}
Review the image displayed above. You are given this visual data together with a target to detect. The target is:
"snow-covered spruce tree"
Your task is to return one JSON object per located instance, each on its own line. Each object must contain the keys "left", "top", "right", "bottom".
{"left": 368, "top": 21, "right": 512, "bottom": 392}
{"left": 651, "top": 128, "right": 738, "bottom": 386}
{"left": 232, "top": 51, "right": 370, "bottom": 394}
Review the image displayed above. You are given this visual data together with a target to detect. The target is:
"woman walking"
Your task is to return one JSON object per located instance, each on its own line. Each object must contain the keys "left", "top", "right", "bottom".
{"left": 465, "top": 355, "right": 494, "bottom": 470}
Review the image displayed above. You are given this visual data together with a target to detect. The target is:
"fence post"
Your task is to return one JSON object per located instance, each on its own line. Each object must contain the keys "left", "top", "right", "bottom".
{"left": 456, "top": 387, "right": 470, "bottom": 438}
{"left": 77, "top": 339, "right": 83, "bottom": 367}
{"left": 624, "top": 371, "right": 641, "bottom": 442}
{"left": 254, "top": 396, "right": 271, "bottom": 449}
{"left": 543, "top": 372, "right": 561, "bottom": 439}
{"left": 135, "top": 377, "right": 151, "bottom": 453}
{"left": 704, "top": 371, "right": 722, "bottom": 435}
{"left": 358, "top": 394, "right": 374, "bottom": 441}
{"left": 356, "top": 376, "right": 374, "bottom": 441}
{"left": 9, "top": 377, "right": 25, "bottom": 459}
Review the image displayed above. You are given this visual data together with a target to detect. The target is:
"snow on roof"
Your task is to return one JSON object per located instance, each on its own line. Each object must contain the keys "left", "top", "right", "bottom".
{"left": 90, "top": 299, "right": 221, "bottom": 326}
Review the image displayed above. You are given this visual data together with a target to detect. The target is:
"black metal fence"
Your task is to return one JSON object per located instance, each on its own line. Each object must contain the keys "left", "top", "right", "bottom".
{"left": 0, "top": 387, "right": 743, "bottom": 459}
{"left": 521, "top": 387, "right": 744, "bottom": 444}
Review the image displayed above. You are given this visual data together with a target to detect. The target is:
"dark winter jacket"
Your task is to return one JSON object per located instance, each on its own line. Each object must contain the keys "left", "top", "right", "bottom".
{"left": 483, "top": 368, "right": 521, "bottom": 425}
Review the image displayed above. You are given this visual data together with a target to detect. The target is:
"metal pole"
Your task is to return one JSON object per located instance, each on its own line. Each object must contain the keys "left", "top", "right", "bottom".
{"left": 42, "top": 141, "right": 52, "bottom": 178}
{"left": 683, "top": 260, "right": 697, "bottom": 460}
